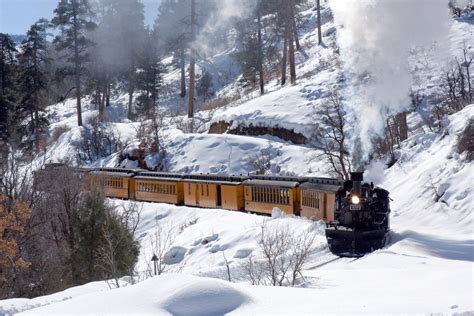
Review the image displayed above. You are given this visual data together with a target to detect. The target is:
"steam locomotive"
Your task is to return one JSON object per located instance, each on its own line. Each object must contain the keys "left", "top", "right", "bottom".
{"left": 325, "top": 172, "right": 391, "bottom": 257}
{"left": 35, "top": 165, "right": 390, "bottom": 257}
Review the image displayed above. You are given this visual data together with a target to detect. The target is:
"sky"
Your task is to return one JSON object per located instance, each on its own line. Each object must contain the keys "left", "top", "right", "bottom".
{"left": 0, "top": 0, "right": 161, "bottom": 35}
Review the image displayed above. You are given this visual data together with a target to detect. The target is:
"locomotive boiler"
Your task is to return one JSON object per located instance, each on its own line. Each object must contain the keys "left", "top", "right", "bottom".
{"left": 325, "top": 172, "right": 391, "bottom": 257}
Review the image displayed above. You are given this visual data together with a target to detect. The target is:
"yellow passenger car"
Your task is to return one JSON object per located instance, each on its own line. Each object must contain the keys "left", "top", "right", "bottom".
{"left": 243, "top": 176, "right": 303, "bottom": 215}
{"left": 300, "top": 178, "right": 343, "bottom": 221}
{"left": 183, "top": 175, "right": 247, "bottom": 210}
{"left": 134, "top": 172, "right": 184, "bottom": 204}
{"left": 89, "top": 168, "right": 136, "bottom": 199}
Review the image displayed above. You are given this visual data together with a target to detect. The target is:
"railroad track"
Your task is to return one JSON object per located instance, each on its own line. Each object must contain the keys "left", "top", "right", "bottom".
{"left": 308, "top": 255, "right": 362, "bottom": 270}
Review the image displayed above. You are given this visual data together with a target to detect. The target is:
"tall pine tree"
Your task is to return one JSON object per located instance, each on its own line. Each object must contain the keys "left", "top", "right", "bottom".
{"left": 0, "top": 34, "right": 20, "bottom": 160}
{"left": 17, "top": 19, "right": 52, "bottom": 151}
{"left": 52, "top": 0, "right": 96, "bottom": 126}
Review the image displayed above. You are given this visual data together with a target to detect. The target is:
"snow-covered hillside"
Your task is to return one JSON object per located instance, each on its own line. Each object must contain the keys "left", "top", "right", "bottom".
{"left": 3, "top": 103, "right": 473, "bottom": 315}
{"left": 2, "top": 1, "right": 473, "bottom": 315}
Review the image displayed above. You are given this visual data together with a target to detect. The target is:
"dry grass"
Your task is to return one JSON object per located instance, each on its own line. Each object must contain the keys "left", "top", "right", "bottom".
{"left": 48, "top": 125, "right": 71, "bottom": 145}
{"left": 199, "top": 94, "right": 241, "bottom": 111}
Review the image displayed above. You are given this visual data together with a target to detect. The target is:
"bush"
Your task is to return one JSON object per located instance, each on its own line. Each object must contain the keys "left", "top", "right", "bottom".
{"left": 49, "top": 125, "right": 71, "bottom": 144}
{"left": 75, "top": 192, "right": 139, "bottom": 286}
{"left": 244, "top": 220, "right": 316, "bottom": 287}
{"left": 76, "top": 115, "right": 119, "bottom": 164}
{"left": 458, "top": 119, "right": 474, "bottom": 162}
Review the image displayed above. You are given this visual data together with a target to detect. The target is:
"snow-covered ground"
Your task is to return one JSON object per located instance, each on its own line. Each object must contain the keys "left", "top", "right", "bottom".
{"left": 2, "top": 105, "right": 473, "bottom": 315}
{"left": 1, "top": 2, "right": 473, "bottom": 315}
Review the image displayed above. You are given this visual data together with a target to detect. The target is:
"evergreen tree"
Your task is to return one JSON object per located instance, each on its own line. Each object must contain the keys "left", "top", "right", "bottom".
{"left": 155, "top": 0, "right": 189, "bottom": 99}
{"left": 197, "top": 69, "right": 213, "bottom": 101}
{"left": 0, "top": 34, "right": 20, "bottom": 159}
{"left": 135, "top": 29, "right": 163, "bottom": 117}
{"left": 74, "top": 192, "right": 139, "bottom": 284}
{"left": 17, "top": 19, "right": 52, "bottom": 151}
{"left": 234, "top": 17, "right": 260, "bottom": 88}
{"left": 52, "top": 0, "right": 96, "bottom": 127}
{"left": 90, "top": 0, "right": 146, "bottom": 120}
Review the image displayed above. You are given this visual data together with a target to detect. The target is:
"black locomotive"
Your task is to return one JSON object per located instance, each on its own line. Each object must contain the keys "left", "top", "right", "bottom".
{"left": 325, "top": 172, "right": 391, "bottom": 257}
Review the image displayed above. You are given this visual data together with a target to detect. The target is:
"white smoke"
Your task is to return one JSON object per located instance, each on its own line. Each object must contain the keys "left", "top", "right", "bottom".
{"left": 364, "top": 160, "right": 386, "bottom": 184}
{"left": 195, "top": 0, "right": 257, "bottom": 56}
{"left": 329, "top": 0, "right": 452, "bottom": 164}
{"left": 453, "top": 0, "right": 472, "bottom": 8}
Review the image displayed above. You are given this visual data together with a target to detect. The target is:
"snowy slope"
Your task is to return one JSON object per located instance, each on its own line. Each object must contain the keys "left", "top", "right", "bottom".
{"left": 4, "top": 106, "right": 473, "bottom": 314}
{"left": 7, "top": 266, "right": 471, "bottom": 315}
{"left": 3, "top": 1, "right": 473, "bottom": 314}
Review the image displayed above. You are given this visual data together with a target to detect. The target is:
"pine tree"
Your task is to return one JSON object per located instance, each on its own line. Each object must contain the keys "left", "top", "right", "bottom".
{"left": 52, "top": 0, "right": 96, "bottom": 127}
{"left": 136, "top": 29, "right": 163, "bottom": 117}
{"left": 17, "top": 19, "right": 52, "bottom": 151}
{"left": 0, "top": 34, "right": 20, "bottom": 161}
{"left": 91, "top": 0, "right": 146, "bottom": 120}
{"left": 287, "top": 0, "right": 297, "bottom": 85}
{"left": 155, "top": 0, "right": 189, "bottom": 99}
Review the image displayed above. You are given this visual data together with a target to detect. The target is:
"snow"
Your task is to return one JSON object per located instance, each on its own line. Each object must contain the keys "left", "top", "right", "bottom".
{"left": 3, "top": 2, "right": 473, "bottom": 315}
{"left": 383, "top": 105, "right": 474, "bottom": 237}
{"left": 0, "top": 278, "right": 132, "bottom": 315}
{"left": 8, "top": 103, "right": 471, "bottom": 314}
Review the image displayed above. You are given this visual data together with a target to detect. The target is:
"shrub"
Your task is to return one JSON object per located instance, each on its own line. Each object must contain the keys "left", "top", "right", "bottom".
{"left": 458, "top": 119, "right": 474, "bottom": 162}
{"left": 49, "top": 125, "right": 71, "bottom": 144}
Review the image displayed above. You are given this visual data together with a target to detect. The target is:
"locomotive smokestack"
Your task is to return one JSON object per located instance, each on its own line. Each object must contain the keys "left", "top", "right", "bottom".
{"left": 351, "top": 172, "right": 363, "bottom": 196}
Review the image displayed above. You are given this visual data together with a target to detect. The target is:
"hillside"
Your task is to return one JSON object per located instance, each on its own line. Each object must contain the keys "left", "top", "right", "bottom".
{"left": 2, "top": 100, "right": 473, "bottom": 314}
{"left": 1, "top": 0, "right": 473, "bottom": 314}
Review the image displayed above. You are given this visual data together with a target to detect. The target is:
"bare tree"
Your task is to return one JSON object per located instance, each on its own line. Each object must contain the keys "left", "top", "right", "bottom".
{"left": 96, "top": 221, "right": 122, "bottom": 288}
{"left": 244, "top": 253, "right": 265, "bottom": 286}
{"left": 148, "top": 220, "right": 176, "bottom": 276}
{"left": 313, "top": 92, "right": 351, "bottom": 180}
{"left": 246, "top": 147, "right": 282, "bottom": 175}
{"left": 288, "top": 230, "right": 316, "bottom": 286}
{"left": 222, "top": 251, "right": 232, "bottom": 282}
{"left": 245, "top": 220, "right": 316, "bottom": 287}
{"left": 95, "top": 205, "right": 140, "bottom": 289}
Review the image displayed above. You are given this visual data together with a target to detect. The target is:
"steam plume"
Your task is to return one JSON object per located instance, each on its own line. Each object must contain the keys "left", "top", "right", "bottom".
{"left": 329, "top": 0, "right": 452, "bottom": 165}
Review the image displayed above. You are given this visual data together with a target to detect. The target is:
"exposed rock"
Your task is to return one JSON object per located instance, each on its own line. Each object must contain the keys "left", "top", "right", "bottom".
{"left": 209, "top": 120, "right": 308, "bottom": 144}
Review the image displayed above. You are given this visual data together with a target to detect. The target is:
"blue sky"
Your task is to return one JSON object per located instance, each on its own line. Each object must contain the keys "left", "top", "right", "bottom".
{"left": 0, "top": 0, "right": 161, "bottom": 35}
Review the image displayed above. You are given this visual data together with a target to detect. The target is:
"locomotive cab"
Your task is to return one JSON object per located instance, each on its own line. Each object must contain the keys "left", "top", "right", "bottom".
{"left": 326, "top": 172, "right": 391, "bottom": 257}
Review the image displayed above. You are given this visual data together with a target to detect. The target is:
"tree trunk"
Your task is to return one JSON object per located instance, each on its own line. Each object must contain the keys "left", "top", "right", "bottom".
{"left": 257, "top": 1, "right": 264, "bottom": 95}
{"left": 317, "top": 0, "right": 322, "bottom": 45}
{"left": 288, "top": 0, "right": 296, "bottom": 85}
{"left": 106, "top": 82, "right": 110, "bottom": 107}
{"left": 281, "top": 29, "right": 288, "bottom": 86}
{"left": 128, "top": 88, "right": 133, "bottom": 120}
{"left": 72, "top": 0, "right": 82, "bottom": 127}
{"left": 293, "top": 17, "right": 300, "bottom": 51}
{"left": 127, "top": 68, "right": 134, "bottom": 119}
{"left": 99, "top": 84, "right": 105, "bottom": 122}
{"left": 188, "top": 0, "right": 196, "bottom": 118}
{"left": 180, "top": 45, "right": 186, "bottom": 98}
{"left": 397, "top": 112, "right": 408, "bottom": 141}
{"left": 33, "top": 43, "right": 40, "bottom": 151}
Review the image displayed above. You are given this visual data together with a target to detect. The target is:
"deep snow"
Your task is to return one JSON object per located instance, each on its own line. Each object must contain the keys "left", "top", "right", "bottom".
{"left": 2, "top": 105, "right": 473, "bottom": 315}
{"left": 1, "top": 1, "right": 473, "bottom": 315}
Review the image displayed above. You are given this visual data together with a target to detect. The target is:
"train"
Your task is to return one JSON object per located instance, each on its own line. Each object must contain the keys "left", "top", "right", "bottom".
{"left": 36, "top": 165, "right": 391, "bottom": 256}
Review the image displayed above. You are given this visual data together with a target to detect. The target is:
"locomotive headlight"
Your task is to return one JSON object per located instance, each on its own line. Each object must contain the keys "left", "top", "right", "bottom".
{"left": 351, "top": 195, "right": 360, "bottom": 205}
